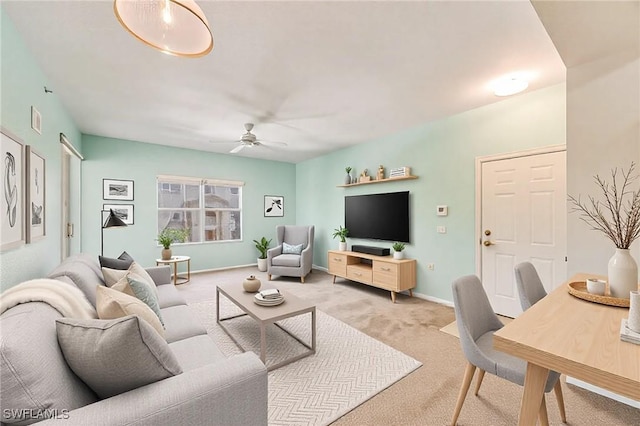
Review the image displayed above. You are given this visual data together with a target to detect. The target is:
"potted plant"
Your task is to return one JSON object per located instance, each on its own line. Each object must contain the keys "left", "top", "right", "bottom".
{"left": 392, "top": 242, "right": 405, "bottom": 259}
{"left": 253, "top": 237, "right": 272, "bottom": 272}
{"left": 332, "top": 225, "right": 349, "bottom": 251}
{"left": 569, "top": 162, "right": 640, "bottom": 299}
{"left": 157, "top": 228, "right": 189, "bottom": 260}
{"left": 345, "top": 167, "right": 353, "bottom": 185}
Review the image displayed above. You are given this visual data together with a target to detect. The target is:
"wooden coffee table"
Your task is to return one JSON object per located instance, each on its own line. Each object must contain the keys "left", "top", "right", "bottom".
{"left": 216, "top": 283, "right": 316, "bottom": 371}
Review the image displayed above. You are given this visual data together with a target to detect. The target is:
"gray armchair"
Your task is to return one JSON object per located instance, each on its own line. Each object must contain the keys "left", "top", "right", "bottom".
{"left": 450, "top": 274, "right": 564, "bottom": 425}
{"left": 267, "top": 225, "right": 314, "bottom": 283}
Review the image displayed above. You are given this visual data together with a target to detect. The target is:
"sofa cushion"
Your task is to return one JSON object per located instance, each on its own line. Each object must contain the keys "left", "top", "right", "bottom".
{"left": 0, "top": 303, "right": 98, "bottom": 425}
{"left": 56, "top": 315, "right": 183, "bottom": 399}
{"left": 47, "top": 255, "right": 106, "bottom": 307}
{"left": 103, "top": 262, "right": 159, "bottom": 298}
{"left": 283, "top": 242, "right": 304, "bottom": 255}
{"left": 272, "top": 254, "right": 301, "bottom": 267}
{"left": 169, "top": 334, "right": 226, "bottom": 371}
{"left": 160, "top": 305, "right": 207, "bottom": 343}
{"left": 98, "top": 251, "right": 134, "bottom": 270}
{"left": 96, "top": 286, "right": 165, "bottom": 337}
{"left": 156, "top": 283, "right": 187, "bottom": 308}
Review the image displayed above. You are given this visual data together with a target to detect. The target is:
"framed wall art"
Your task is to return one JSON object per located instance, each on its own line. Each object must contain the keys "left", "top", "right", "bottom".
{"left": 31, "top": 106, "right": 42, "bottom": 135}
{"left": 1, "top": 128, "right": 25, "bottom": 251}
{"left": 25, "top": 146, "right": 46, "bottom": 242}
{"left": 103, "top": 204, "right": 134, "bottom": 225}
{"left": 103, "top": 178, "right": 134, "bottom": 201}
{"left": 264, "top": 195, "right": 284, "bottom": 217}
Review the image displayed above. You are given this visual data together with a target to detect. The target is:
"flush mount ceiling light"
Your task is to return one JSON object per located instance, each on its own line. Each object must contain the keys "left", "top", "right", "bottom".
{"left": 491, "top": 74, "right": 530, "bottom": 97}
{"left": 114, "top": 0, "right": 213, "bottom": 58}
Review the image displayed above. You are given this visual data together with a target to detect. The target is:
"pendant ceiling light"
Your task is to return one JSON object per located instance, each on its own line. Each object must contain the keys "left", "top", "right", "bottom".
{"left": 114, "top": 0, "right": 213, "bottom": 58}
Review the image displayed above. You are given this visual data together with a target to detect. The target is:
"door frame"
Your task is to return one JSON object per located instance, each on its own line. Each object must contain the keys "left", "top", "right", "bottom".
{"left": 474, "top": 144, "right": 566, "bottom": 279}
{"left": 60, "top": 133, "right": 83, "bottom": 261}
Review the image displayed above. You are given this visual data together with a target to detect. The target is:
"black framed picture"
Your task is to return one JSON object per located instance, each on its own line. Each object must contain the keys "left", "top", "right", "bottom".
{"left": 264, "top": 195, "right": 284, "bottom": 217}
{"left": 103, "top": 178, "right": 134, "bottom": 201}
{"left": 103, "top": 204, "right": 134, "bottom": 225}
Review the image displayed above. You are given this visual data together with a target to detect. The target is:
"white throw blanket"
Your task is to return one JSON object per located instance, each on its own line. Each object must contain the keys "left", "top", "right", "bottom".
{"left": 0, "top": 278, "right": 97, "bottom": 319}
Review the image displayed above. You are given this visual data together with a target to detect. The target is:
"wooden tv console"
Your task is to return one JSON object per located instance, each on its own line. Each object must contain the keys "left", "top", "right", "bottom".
{"left": 327, "top": 250, "right": 416, "bottom": 303}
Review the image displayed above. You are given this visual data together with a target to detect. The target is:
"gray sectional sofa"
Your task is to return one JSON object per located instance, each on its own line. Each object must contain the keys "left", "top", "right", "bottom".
{"left": 0, "top": 254, "right": 267, "bottom": 425}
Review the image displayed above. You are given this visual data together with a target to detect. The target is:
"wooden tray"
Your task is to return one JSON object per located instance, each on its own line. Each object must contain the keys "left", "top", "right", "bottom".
{"left": 567, "top": 281, "right": 629, "bottom": 308}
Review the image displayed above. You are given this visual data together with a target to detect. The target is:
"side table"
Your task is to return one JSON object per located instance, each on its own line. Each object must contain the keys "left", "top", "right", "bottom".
{"left": 155, "top": 255, "right": 191, "bottom": 285}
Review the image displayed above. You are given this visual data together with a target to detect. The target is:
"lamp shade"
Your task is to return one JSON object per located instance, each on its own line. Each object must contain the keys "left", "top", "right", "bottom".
{"left": 103, "top": 209, "right": 128, "bottom": 228}
{"left": 114, "top": 0, "right": 213, "bottom": 57}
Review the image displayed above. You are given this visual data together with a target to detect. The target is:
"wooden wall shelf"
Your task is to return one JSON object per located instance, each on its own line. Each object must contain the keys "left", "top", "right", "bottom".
{"left": 337, "top": 175, "right": 418, "bottom": 187}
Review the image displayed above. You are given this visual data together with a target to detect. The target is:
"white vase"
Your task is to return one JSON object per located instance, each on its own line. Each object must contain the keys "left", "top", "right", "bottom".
{"left": 607, "top": 248, "right": 638, "bottom": 299}
{"left": 339, "top": 241, "right": 347, "bottom": 251}
{"left": 393, "top": 251, "right": 404, "bottom": 260}
{"left": 257, "top": 258, "right": 267, "bottom": 272}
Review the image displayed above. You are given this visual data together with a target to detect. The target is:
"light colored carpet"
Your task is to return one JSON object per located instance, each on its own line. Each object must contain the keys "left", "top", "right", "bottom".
{"left": 440, "top": 316, "right": 513, "bottom": 339}
{"left": 189, "top": 297, "right": 422, "bottom": 426}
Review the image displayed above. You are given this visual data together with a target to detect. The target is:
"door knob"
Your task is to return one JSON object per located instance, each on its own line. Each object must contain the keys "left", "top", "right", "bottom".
{"left": 483, "top": 240, "right": 494, "bottom": 246}
{"left": 484, "top": 229, "right": 491, "bottom": 236}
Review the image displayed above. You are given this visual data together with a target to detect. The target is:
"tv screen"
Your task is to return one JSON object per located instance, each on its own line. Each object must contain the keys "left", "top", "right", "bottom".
{"left": 345, "top": 191, "right": 410, "bottom": 243}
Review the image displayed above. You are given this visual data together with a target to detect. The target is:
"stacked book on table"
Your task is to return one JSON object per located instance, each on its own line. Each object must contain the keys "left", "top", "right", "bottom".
{"left": 254, "top": 288, "right": 284, "bottom": 306}
{"left": 620, "top": 319, "right": 640, "bottom": 345}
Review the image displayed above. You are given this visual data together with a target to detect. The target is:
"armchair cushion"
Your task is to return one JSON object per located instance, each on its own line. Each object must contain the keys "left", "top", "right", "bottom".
{"left": 272, "top": 254, "right": 301, "bottom": 267}
{"left": 56, "top": 315, "right": 182, "bottom": 399}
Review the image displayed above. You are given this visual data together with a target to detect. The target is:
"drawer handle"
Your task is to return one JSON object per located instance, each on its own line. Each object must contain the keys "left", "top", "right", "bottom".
{"left": 333, "top": 258, "right": 342, "bottom": 262}
{"left": 380, "top": 267, "right": 391, "bottom": 271}
{"left": 354, "top": 272, "right": 362, "bottom": 276}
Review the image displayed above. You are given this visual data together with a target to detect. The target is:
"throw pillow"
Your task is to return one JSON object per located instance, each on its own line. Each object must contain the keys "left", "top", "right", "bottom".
{"left": 56, "top": 315, "right": 182, "bottom": 399}
{"left": 98, "top": 251, "right": 134, "bottom": 270}
{"left": 95, "top": 286, "right": 165, "bottom": 337}
{"left": 102, "top": 267, "right": 128, "bottom": 287}
{"left": 128, "top": 262, "right": 159, "bottom": 298}
{"left": 103, "top": 262, "right": 158, "bottom": 298}
{"left": 127, "top": 274, "right": 164, "bottom": 327}
{"left": 110, "top": 272, "right": 136, "bottom": 297}
{"left": 283, "top": 242, "right": 304, "bottom": 255}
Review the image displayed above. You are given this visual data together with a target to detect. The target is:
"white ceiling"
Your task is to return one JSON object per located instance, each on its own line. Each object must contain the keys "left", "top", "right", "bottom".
{"left": 3, "top": 0, "right": 565, "bottom": 163}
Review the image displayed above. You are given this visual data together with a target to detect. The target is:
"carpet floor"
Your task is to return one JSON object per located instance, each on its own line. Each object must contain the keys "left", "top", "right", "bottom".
{"left": 176, "top": 267, "right": 640, "bottom": 425}
{"left": 190, "top": 298, "right": 421, "bottom": 426}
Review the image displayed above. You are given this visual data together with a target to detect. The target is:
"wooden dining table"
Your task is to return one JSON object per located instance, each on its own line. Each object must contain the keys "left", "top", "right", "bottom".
{"left": 493, "top": 273, "right": 640, "bottom": 426}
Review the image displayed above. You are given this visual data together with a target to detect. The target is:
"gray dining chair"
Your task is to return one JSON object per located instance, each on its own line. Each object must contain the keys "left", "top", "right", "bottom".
{"left": 514, "top": 261, "right": 567, "bottom": 422}
{"left": 450, "top": 274, "right": 565, "bottom": 426}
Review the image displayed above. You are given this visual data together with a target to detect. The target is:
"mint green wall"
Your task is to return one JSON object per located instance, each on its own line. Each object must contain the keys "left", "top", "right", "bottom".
{"left": 0, "top": 8, "right": 82, "bottom": 290}
{"left": 81, "top": 135, "right": 295, "bottom": 271}
{"left": 297, "top": 83, "right": 566, "bottom": 302}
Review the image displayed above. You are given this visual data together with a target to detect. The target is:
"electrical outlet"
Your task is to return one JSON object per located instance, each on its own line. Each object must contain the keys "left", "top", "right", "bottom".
{"left": 437, "top": 226, "right": 446, "bottom": 234}
{"left": 427, "top": 263, "right": 435, "bottom": 271}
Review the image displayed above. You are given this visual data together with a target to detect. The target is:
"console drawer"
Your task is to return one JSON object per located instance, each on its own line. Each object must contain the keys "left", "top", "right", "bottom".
{"left": 347, "top": 264, "right": 373, "bottom": 284}
{"left": 328, "top": 253, "right": 347, "bottom": 276}
{"left": 373, "top": 261, "right": 399, "bottom": 290}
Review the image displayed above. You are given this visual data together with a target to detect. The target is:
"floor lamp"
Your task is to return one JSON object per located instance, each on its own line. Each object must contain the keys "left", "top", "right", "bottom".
{"left": 101, "top": 209, "right": 128, "bottom": 256}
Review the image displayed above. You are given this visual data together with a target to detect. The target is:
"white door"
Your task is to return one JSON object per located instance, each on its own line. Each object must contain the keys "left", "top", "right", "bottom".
{"left": 479, "top": 149, "right": 566, "bottom": 317}
{"left": 60, "top": 135, "right": 82, "bottom": 260}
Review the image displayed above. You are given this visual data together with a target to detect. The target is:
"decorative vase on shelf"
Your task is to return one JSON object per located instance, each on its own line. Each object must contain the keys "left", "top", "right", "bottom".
{"left": 345, "top": 173, "right": 352, "bottom": 185}
{"left": 161, "top": 248, "right": 172, "bottom": 260}
{"left": 608, "top": 248, "right": 638, "bottom": 299}
{"left": 339, "top": 241, "right": 347, "bottom": 251}
{"left": 243, "top": 275, "right": 261, "bottom": 292}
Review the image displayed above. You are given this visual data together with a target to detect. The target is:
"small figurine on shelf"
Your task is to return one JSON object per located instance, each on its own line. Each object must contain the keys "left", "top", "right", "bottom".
{"left": 359, "top": 169, "right": 371, "bottom": 183}
{"left": 376, "top": 165, "right": 385, "bottom": 181}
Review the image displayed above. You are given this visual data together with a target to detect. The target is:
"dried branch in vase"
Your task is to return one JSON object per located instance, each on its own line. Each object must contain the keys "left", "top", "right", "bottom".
{"left": 568, "top": 162, "right": 640, "bottom": 249}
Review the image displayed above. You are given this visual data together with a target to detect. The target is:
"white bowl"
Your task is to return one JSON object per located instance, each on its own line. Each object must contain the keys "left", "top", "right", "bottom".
{"left": 586, "top": 278, "right": 606, "bottom": 296}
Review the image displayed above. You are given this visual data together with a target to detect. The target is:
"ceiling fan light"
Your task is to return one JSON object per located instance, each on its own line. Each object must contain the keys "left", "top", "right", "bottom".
{"left": 114, "top": 0, "right": 213, "bottom": 58}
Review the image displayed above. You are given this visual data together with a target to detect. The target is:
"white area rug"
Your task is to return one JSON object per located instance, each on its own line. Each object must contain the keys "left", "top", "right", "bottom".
{"left": 189, "top": 298, "right": 422, "bottom": 426}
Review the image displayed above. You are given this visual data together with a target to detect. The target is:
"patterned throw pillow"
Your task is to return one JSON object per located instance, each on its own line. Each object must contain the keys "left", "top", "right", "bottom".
{"left": 56, "top": 315, "right": 182, "bottom": 399}
{"left": 283, "top": 242, "right": 304, "bottom": 255}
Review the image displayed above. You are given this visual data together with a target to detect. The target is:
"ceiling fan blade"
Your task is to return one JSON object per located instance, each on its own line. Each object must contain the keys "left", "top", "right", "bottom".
{"left": 256, "top": 139, "right": 288, "bottom": 147}
{"left": 230, "top": 144, "right": 246, "bottom": 154}
{"left": 210, "top": 139, "right": 241, "bottom": 145}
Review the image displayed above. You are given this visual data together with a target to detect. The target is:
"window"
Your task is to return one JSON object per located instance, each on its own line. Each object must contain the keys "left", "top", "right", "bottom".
{"left": 157, "top": 176, "right": 243, "bottom": 243}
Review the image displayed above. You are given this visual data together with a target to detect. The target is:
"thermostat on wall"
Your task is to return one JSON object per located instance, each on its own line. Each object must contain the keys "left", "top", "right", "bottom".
{"left": 437, "top": 205, "right": 448, "bottom": 216}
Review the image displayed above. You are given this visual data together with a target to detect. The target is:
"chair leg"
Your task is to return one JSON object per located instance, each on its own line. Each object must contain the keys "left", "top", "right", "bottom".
{"left": 301, "top": 276, "right": 305, "bottom": 283}
{"left": 538, "top": 395, "right": 549, "bottom": 426}
{"left": 474, "top": 369, "right": 486, "bottom": 396}
{"left": 451, "top": 362, "right": 476, "bottom": 426}
{"left": 553, "top": 381, "right": 567, "bottom": 423}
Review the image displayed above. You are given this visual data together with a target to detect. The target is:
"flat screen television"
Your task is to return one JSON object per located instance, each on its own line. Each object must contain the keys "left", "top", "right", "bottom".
{"left": 345, "top": 191, "right": 410, "bottom": 243}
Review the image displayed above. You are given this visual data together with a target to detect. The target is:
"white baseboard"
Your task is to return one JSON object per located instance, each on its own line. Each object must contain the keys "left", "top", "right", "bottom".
{"left": 565, "top": 377, "right": 640, "bottom": 408}
{"left": 411, "top": 291, "right": 454, "bottom": 307}
{"left": 190, "top": 263, "right": 257, "bottom": 275}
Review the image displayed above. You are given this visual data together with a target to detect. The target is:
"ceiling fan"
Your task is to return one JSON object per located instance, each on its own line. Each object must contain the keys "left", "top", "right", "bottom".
{"left": 211, "top": 123, "right": 288, "bottom": 154}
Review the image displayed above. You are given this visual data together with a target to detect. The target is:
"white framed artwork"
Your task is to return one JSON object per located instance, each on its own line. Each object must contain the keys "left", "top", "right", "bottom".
{"left": 1, "top": 128, "right": 25, "bottom": 251}
{"left": 26, "top": 146, "right": 46, "bottom": 242}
